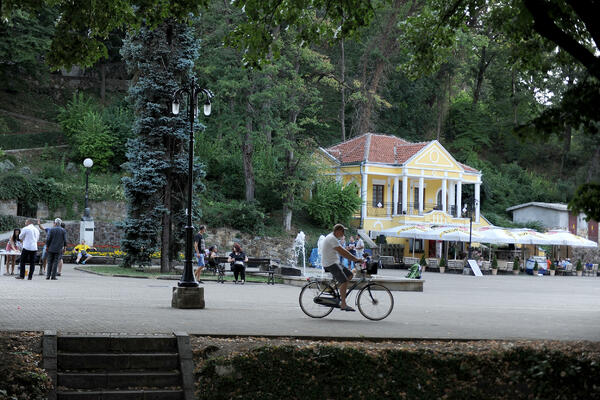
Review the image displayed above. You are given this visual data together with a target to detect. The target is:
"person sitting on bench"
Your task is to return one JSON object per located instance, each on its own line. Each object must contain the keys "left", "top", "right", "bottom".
{"left": 74, "top": 240, "right": 93, "bottom": 264}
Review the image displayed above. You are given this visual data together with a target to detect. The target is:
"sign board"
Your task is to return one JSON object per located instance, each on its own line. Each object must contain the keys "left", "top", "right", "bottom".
{"left": 467, "top": 259, "right": 483, "bottom": 276}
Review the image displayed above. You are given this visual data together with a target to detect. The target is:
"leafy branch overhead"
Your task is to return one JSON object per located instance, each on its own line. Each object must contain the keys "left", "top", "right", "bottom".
{"left": 1, "top": 0, "right": 378, "bottom": 69}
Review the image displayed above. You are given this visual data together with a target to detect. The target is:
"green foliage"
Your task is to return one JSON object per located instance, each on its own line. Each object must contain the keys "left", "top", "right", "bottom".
{"left": 569, "top": 183, "right": 600, "bottom": 222}
{"left": 306, "top": 179, "right": 361, "bottom": 229}
{"left": 533, "top": 261, "right": 538, "bottom": 271}
{"left": 419, "top": 253, "right": 427, "bottom": 266}
{"left": 491, "top": 254, "right": 498, "bottom": 269}
{"left": 120, "top": 21, "right": 202, "bottom": 268}
{"left": 0, "top": 333, "right": 51, "bottom": 399}
{"left": 58, "top": 93, "right": 135, "bottom": 172}
{"left": 201, "top": 200, "right": 265, "bottom": 234}
{"left": 439, "top": 255, "right": 446, "bottom": 267}
{"left": 0, "top": 132, "right": 64, "bottom": 150}
{"left": 576, "top": 259, "right": 583, "bottom": 271}
{"left": 513, "top": 257, "right": 520, "bottom": 271}
{"left": 0, "top": 215, "right": 17, "bottom": 232}
{"left": 0, "top": 116, "right": 10, "bottom": 134}
{"left": 196, "top": 344, "right": 600, "bottom": 400}
{"left": 550, "top": 262, "right": 556, "bottom": 271}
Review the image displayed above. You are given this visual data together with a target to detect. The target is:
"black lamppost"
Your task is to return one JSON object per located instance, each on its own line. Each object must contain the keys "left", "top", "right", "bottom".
{"left": 463, "top": 198, "right": 479, "bottom": 259}
{"left": 82, "top": 158, "right": 93, "bottom": 219}
{"left": 172, "top": 77, "right": 213, "bottom": 288}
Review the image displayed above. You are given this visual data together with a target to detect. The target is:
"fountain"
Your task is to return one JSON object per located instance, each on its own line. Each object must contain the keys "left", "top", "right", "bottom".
{"left": 317, "top": 234, "right": 326, "bottom": 277}
{"left": 293, "top": 231, "right": 307, "bottom": 276}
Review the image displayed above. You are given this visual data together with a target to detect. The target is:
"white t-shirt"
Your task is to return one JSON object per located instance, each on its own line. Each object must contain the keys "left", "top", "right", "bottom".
{"left": 321, "top": 232, "right": 342, "bottom": 267}
{"left": 19, "top": 224, "right": 40, "bottom": 251}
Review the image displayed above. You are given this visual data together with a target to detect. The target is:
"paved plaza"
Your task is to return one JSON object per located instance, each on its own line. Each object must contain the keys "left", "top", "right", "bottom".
{"left": 0, "top": 264, "right": 599, "bottom": 340}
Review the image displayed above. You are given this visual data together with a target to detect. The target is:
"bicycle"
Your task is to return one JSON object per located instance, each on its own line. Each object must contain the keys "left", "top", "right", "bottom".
{"left": 298, "top": 261, "right": 394, "bottom": 321}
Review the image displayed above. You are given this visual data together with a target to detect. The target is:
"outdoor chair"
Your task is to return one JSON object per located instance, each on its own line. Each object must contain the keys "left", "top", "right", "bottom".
{"left": 480, "top": 261, "right": 491, "bottom": 273}
{"left": 427, "top": 258, "right": 438, "bottom": 268}
{"left": 505, "top": 262, "right": 514, "bottom": 273}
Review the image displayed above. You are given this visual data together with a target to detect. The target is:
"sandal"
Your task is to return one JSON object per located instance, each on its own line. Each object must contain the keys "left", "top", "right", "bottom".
{"left": 340, "top": 305, "right": 356, "bottom": 312}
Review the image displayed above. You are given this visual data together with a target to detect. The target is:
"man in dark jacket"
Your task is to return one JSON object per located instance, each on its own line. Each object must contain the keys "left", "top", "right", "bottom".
{"left": 45, "top": 218, "right": 67, "bottom": 280}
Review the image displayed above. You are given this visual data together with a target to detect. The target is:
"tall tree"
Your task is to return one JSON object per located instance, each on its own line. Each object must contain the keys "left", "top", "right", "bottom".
{"left": 120, "top": 21, "right": 203, "bottom": 271}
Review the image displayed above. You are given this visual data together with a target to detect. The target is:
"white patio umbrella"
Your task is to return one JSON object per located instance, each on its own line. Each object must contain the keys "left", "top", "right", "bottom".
{"left": 542, "top": 230, "right": 598, "bottom": 247}
{"left": 475, "top": 226, "right": 518, "bottom": 244}
{"left": 371, "top": 225, "right": 430, "bottom": 257}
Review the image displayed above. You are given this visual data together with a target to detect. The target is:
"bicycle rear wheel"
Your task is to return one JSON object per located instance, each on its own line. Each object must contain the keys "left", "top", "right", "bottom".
{"left": 299, "top": 281, "right": 336, "bottom": 318}
{"left": 357, "top": 283, "right": 394, "bottom": 321}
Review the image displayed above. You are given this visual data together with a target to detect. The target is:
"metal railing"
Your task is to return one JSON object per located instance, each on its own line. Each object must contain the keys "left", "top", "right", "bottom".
{"left": 365, "top": 202, "right": 460, "bottom": 217}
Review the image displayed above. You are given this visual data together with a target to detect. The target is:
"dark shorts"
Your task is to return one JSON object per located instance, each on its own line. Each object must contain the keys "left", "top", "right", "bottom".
{"left": 325, "top": 263, "right": 353, "bottom": 284}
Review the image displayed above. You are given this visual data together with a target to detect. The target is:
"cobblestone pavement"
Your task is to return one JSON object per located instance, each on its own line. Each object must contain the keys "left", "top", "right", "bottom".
{"left": 1, "top": 264, "right": 599, "bottom": 340}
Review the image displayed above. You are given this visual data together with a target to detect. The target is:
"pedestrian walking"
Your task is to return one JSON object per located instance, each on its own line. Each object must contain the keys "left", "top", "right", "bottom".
{"left": 45, "top": 218, "right": 67, "bottom": 280}
{"left": 194, "top": 225, "right": 207, "bottom": 282}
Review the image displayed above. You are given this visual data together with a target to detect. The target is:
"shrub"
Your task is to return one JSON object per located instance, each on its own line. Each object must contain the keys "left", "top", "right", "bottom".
{"left": 439, "top": 256, "right": 447, "bottom": 268}
{"left": 306, "top": 179, "right": 361, "bottom": 229}
{"left": 491, "top": 254, "right": 498, "bottom": 269}
{"left": 0, "top": 131, "right": 64, "bottom": 150}
{"left": 533, "top": 261, "right": 539, "bottom": 271}
{"left": 419, "top": 254, "right": 427, "bottom": 266}
{"left": 576, "top": 259, "right": 583, "bottom": 271}
{"left": 513, "top": 257, "right": 520, "bottom": 270}
{"left": 550, "top": 262, "right": 556, "bottom": 271}
{"left": 0, "top": 215, "right": 17, "bottom": 232}
{"left": 201, "top": 199, "right": 265, "bottom": 234}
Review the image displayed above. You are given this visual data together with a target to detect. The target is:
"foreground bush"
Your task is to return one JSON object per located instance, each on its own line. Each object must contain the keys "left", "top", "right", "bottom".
{"left": 196, "top": 343, "right": 600, "bottom": 399}
{"left": 0, "top": 333, "right": 51, "bottom": 400}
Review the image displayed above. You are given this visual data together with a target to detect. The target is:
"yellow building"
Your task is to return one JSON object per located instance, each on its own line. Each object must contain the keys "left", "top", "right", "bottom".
{"left": 318, "top": 133, "right": 490, "bottom": 258}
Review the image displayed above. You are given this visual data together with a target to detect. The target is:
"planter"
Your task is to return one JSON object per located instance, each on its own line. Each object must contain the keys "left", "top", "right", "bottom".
{"left": 550, "top": 270, "right": 556, "bottom": 276}
{"left": 421, "top": 266, "right": 426, "bottom": 273}
{"left": 576, "top": 270, "right": 583, "bottom": 277}
{"left": 512, "top": 270, "right": 519, "bottom": 275}
{"left": 439, "top": 267, "right": 445, "bottom": 274}
{"left": 491, "top": 269, "right": 498, "bottom": 275}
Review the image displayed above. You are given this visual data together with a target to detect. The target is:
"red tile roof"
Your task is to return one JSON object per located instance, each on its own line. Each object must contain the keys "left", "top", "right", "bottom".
{"left": 323, "top": 133, "right": 480, "bottom": 173}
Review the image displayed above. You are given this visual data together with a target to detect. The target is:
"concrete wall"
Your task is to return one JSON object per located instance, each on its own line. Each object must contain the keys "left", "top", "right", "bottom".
{"left": 512, "top": 206, "right": 568, "bottom": 229}
{"left": 36, "top": 201, "right": 127, "bottom": 222}
{"left": 0, "top": 200, "right": 17, "bottom": 215}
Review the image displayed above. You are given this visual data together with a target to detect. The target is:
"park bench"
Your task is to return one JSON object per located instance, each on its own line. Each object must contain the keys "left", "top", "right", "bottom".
{"left": 207, "top": 256, "right": 274, "bottom": 284}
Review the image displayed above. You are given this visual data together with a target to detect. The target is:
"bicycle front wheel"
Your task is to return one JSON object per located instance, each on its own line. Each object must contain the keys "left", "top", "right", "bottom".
{"left": 357, "top": 283, "right": 394, "bottom": 321}
{"left": 299, "top": 281, "right": 335, "bottom": 318}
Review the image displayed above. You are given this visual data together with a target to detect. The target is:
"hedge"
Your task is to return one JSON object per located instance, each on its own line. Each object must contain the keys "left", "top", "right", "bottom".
{"left": 195, "top": 343, "right": 600, "bottom": 399}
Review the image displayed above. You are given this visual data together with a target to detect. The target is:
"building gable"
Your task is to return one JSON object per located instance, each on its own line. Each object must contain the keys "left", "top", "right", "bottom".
{"left": 404, "top": 141, "right": 463, "bottom": 172}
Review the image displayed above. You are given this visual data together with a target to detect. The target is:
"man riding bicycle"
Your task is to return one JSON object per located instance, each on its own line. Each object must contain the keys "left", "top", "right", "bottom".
{"left": 322, "top": 224, "right": 364, "bottom": 312}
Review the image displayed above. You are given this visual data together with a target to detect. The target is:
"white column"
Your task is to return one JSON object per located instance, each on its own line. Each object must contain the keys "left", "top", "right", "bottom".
{"left": 361, "top": 171, "right": 368, "bottom": 222}
{"left": 418, "top": 177, "right": 424, "bottom": 215}
{"left": 449, "top": 180, "right": 455, "bottom": 214}
{"left": 442, "top": 178, "right": 447, "bottom": 213}
{"left": 402, "top": 175, "right": 408, "bottom": 214}
{"left": 475, "top": 182, "right": 481, "bottom": 223}
{"left": 393, "top": 177, "right": 399, "bottom": 216}
{"left": 386, "top": 177, "right": 392, "bottom": 216}
{"left": 456, "top": 181, "right": 462, "bottom": 218}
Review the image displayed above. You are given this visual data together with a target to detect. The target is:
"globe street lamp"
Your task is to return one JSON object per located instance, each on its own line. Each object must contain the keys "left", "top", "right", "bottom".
{"left": 172, "top": 77, "right": 213, "bottom": 288}
{"left": 80, "top": 158, "right": 95, "bottom": 246}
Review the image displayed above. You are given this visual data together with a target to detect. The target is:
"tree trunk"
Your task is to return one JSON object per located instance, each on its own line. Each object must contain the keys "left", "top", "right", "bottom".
{"left": 340, "top": 38, "right": 346, "bottom": 142}
{"left": 283, "top": 147, "right": 294, "bottom": 232}
{"left": 511, "top": 67, "right": 518, "bottom": 126}
{"left": 160, "top": 176, "right": 171, "bottom": 273}
{"left": 354, "top": 0, "right": 409, "bottom": 135}
{"left": 100, "top": 64, "right": 106, "bottom": 104}
{"left": 473, "top": 46, "right": 486, "bottom": 105}
{"left": 243, "top": 100, "right": 255, "bottom": 202}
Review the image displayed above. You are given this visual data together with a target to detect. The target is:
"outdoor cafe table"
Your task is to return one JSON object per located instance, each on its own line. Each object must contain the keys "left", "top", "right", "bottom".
{"left": 0, "top": 249, "right": 21, "bottom": 274}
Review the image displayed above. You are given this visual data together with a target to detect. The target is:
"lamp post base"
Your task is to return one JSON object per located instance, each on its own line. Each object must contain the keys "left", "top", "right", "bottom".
{"left": 171, "top": 287, "right": 205, "bottom": 309}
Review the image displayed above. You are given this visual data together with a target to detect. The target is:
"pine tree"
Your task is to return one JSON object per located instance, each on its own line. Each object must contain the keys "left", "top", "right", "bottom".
{"left": 120, "top": 21, "right": 204, "bottom": 271}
